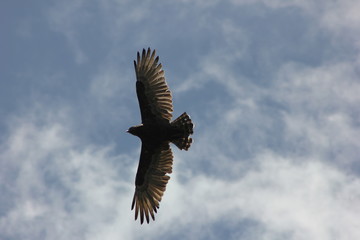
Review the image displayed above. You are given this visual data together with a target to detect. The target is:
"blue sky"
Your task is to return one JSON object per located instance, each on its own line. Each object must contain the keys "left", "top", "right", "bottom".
{"left": 1, "top": 0, "right": 360, "bottom": 239}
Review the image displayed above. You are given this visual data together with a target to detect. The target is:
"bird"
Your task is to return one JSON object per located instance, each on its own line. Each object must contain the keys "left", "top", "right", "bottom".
{"left": 127, "top": 48, "right": 194, "bottom": 224}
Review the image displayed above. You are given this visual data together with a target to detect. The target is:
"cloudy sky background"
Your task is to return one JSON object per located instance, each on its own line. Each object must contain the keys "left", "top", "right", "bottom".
{"left": 1, "top": 0, "right": 360, "bottom": 239}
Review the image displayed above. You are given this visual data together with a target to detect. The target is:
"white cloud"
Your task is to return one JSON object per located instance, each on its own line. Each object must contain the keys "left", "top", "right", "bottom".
{"left": 274, "top": 62, "right": 360, "bottom": 165}
{"left": 0, "top": 106, "right": 134, "bottom": 240}
{"left": 154, "top": 151, "right": 360, "bottom": 240}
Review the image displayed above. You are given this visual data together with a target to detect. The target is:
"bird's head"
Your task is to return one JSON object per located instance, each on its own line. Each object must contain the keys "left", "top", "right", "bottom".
{"left": 127, "top": 125, "right": 142, "bottom": 137}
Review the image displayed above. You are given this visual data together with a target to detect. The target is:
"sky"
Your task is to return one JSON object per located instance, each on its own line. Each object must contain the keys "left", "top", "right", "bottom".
{"left": 1, "top": 0, "right": 360, "bottom": 239}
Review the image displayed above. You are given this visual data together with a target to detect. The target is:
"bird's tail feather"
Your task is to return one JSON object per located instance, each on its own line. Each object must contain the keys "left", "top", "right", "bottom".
{"left": 171, "top": 112, "right": 194, "bottom": 151}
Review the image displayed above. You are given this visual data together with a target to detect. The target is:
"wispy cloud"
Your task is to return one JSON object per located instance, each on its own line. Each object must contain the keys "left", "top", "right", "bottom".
{"left": 0, "top": 105, "right": 133, "bottom": 239}
{"left": 164, "top": 152, "right": 360, "bottom": 239}
{"left": 1, "top": 103, "right": 359, "bottom": 239}
{"left": 46, "top": 0, "right": 89, "bottom": 64}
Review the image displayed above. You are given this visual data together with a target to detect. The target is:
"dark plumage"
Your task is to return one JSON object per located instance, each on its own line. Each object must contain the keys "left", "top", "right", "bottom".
{"left": 128, "top": 48, "right": 194, "bottom": 224}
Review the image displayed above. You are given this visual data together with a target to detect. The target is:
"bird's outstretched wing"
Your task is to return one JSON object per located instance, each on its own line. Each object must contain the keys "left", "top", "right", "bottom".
{"left": 134, "top": 48, "right": 173, "bottom": 123}
{"left": 131, "top": 142, "right": 173, "bottom": 224}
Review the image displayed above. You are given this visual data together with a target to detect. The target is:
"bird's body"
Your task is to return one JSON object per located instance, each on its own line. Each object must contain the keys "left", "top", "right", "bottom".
{"left": 128, "top": 118, "right": 190, "bottom": 146}
{"left": 129, "top": 123, "right": 172, "bottom": 143}
{"left": 128, "top": 48, "right": 194, "bottom": 224}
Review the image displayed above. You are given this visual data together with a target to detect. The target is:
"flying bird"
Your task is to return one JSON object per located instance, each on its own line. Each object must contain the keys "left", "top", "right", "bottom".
{"left": 128, "top": 48, "right": 194, "bottom": 224}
